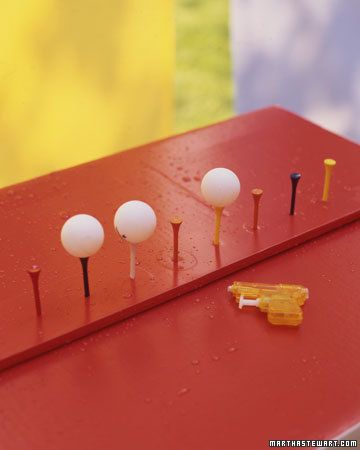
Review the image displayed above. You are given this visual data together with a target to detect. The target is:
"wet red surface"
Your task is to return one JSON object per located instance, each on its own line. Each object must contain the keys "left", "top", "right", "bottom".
{"left": 0, "top": 107, "right": 359, "bottom": 448}
{"left": 1, "top": 107, "right": 360, "bottom": 370}
{"left": 0, "top": 219, "right": 359, "bottom": 450}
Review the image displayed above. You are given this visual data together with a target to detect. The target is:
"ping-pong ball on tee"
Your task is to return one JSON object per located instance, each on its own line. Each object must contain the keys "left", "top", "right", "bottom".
{"left": 201, "top": 168, "right": 240, "bottom": 207}
{"left": 114, "top": 201, "right": 157, "bottom": 244}
{"left": 61, "top": 214, "right": 104, "bottom": 258}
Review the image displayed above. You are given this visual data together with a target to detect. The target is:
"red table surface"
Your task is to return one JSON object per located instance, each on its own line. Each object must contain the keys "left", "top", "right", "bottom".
{"left": 0, "top": 106, "right": 359, "bottom": 371}
{"left": 0, "top": 219, "right": 359, "bottom": 450}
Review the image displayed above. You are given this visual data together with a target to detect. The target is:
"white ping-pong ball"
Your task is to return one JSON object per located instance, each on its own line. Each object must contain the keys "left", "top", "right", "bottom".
{"left": 201, "top": 168, "right": 240, "bottom": 207}
{"left": 61, "top": 214, "right": 104, "bottom": 258}
{"left": 114, "top": 200, "right": 157, "bottom": 244}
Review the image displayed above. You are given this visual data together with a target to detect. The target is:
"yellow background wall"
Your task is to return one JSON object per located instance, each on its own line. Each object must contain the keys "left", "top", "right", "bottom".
{"left": 0, "top": 0, "right": 174, "bottom": 187}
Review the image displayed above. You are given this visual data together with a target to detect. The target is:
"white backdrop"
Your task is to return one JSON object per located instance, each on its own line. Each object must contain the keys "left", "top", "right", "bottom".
{"left": 230, "top": 0, "right": 360, "bottom": 142}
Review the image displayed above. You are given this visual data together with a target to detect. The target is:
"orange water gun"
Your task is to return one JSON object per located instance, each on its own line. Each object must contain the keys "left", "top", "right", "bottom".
{"left": 227, "top": 282, "right": 309, "bottom": 326}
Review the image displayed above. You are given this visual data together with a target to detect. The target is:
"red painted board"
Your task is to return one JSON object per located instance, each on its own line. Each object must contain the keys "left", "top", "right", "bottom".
{"left": 0, "top": 106, "right": 359, "bottom": 371}
{"left": 0, "top": 220, "right": 359, "bottom": 450}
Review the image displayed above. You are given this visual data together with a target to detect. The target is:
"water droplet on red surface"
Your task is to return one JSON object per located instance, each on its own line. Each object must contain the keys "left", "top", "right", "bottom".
{"left": 177, "top": 387, "right": 189, "bottom": 396}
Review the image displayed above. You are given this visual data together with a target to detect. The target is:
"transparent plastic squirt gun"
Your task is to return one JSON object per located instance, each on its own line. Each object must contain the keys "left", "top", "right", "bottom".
{"left": 227, "top": 282, "right": 309, "bottom": 326}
